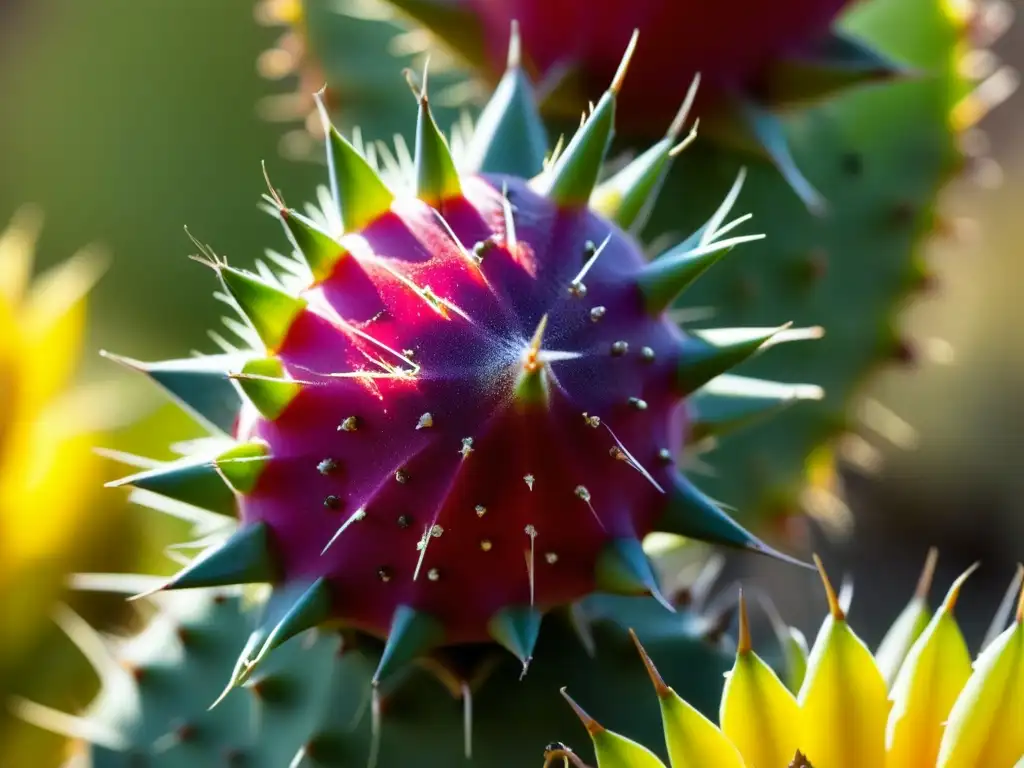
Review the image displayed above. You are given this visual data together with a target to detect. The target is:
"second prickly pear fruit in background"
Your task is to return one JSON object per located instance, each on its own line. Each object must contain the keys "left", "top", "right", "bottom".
{"left": 449, "top": 0, "right": 854, "bottom": 130}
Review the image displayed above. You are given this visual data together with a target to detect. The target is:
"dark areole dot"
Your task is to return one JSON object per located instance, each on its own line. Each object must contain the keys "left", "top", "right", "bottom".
{"left": 841, "top": 151, "right": 863, "bottom": 176}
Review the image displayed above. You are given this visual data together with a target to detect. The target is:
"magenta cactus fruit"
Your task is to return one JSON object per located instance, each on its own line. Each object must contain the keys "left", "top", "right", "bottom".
{"left": 105, "top": 30, "right": 818, "bottom": 693}
{"left": 379, "top": 0, "right": 903, "bottom": 209}
{"left": 467, "top": 0, "right": 853, "bottom": 122}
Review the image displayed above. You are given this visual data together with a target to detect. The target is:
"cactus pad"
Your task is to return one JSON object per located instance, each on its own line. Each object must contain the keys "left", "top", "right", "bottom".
{"left": 22, "top": 583, "right": 733, "bottom": 767}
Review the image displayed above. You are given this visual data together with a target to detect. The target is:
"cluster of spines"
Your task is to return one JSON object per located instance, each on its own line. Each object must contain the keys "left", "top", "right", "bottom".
{"left": 14, "top": 575, "right": 742, "bottom": 767}
{"left": 97, "top": 27, "right": 823, "bottom": 706}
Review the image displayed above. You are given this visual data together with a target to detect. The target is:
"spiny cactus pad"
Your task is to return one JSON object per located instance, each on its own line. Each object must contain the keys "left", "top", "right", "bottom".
{"left": 98, "top": 34, "right": 812, "bottom": 697}
{"left": 20, "top": 581, "right": 734, "bottom": 766}
{"left": 550, "top": 556, "right": 1024, "bottom": 768}
{"left": 263, "top": 0, "right": 1009, "bottom": 538}
{"left": 661, "top": 0, "right": 990, "bottom": 533}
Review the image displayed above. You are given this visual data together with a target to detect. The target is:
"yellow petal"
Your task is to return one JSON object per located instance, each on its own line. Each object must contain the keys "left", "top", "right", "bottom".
{"left": 561, "top": 687, "right": 668, "bottom": 768}
{"left": 885, "top": 563, "right": 976, "bottom": 768}
{"left": 937, "top": 577, "right": 1024, "bottom": 768}
{"left": 876, "top": 548, "right": 939, "bottom": 688}
{"left": 799, "top": 556, "right": 890, "bottom": 768}
{"left": 782, "top": 626, "right": 810, "bottom": 694}
{"left": 19, "top": 247, "right": 106, "bottom": 409}
{"left": 630, "top": 630, "right": 745, "bottom": 768}
{"left": 721, "top": 591, "right": 800, "bottom": 767}
{"left": 0, "top": 205, "right": 42, "bottom": 303}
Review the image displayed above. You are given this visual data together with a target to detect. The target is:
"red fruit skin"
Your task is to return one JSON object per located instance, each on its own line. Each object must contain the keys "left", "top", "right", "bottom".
{"left": 235, "top": 176, "right": 691, "bottom": 643}
{"left": 468, "top": 0, "right": 853, "bottom": 131}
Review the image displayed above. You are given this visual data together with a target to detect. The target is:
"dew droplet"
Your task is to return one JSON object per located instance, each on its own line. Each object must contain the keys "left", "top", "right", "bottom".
{"left": 395, "top": 469, "right": 409, "bottom": 484}
{"left": 317, "top": 458, "right": 338, "bottom": 475}
{"left": 427, "top": 568, "right": 441, "bottom": 582}
{"left": 475, "top": 505, "right": 487, "bottom": 518}
{"left": 479, "top": 539, "right": 493, "bottom": 552}
{"left": 657, "top": 448, "right": 673, "bottom": 464}
{"left": 628, "top": 397, "right": 648, "bottom": 411}
{"left": 640, "top": 346, "right": 655, "bottom": 362}
{"left": 589, "top": 306, "right": 606, "bottom": 322}
{"left": 377, "top": 566, "right": 393, "bottom": 582}
{"left": 545, "top": 552, "right": 559, "bottom": 565}
{"left": 610, "top": 340, "right": 628, "bottom": 356}
{"left": 397, "top": 514, "right": 412, "bottom": 528}
{"left": 323, "top": 495, "right": 341, "bottom": 510}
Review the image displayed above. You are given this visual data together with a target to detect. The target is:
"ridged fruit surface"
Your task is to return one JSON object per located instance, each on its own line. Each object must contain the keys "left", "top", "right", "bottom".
{"left": 85, "top": 30, "right": 813, "bottom": 707}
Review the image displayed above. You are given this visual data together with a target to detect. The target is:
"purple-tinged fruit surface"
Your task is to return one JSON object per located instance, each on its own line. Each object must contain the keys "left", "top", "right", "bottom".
{"left": 238, "top": 176, "right": 689, "bottom": 643}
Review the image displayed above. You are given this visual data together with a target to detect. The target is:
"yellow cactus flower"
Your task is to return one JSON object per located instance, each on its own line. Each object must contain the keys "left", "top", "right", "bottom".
{"left": 555, "top": 552, "right": 1024, "bottom": 768}
{"left": 0, "top": 206, "right": 108, "bottom": 664}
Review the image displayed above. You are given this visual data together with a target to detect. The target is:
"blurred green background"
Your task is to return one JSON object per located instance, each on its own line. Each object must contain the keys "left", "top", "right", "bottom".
{"left": 0, "top": 0, "right": 1021, "bottom": 765}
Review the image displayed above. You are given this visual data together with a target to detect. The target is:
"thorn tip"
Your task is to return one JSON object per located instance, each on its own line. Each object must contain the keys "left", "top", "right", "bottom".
{"left": 813, "top": 554, "right": 845, "bottom": 621}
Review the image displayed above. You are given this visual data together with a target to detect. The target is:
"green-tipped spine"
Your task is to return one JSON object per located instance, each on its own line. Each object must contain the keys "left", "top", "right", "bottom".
{"left": 162, "top": 522, "right": 277, "bottom": 592}
{"left": 215, "top": 440, "right": 271, "bottom": 494}
{"left": 488, "top": 606, "right": 543, "bottom": 669}
{"left": 247, "top": 578, "right": 332, "bottom": 675}
{"left": 107, "top": 454, "right": 236, "bottom": 517}
{"left": 315, "top": 92, "right": 395, "bottom": 232}
{"left": 280, "top": 208, "right": 347, "bottom": 283}
{"left": 533, "top": 31, "right": 638, "bottom": 206}
{"left": 594, "top": 537, "right": 668, "bottom": 607}
{"left": 100, "top": 351, "right": 243, "bottom": 434}
{"left": 373, "top": 606, "right": 444, "bottom": 685}
{"left": 675, "top": 326, "right": 788, "bottom": 396}
{"left": 465, "top": 21, "right": 548, "bottom": 177}
{"left": 237, "top": 357, "right": 301, "bottom": 421}
{"left": 219, "top": 266, "right": 306, "bottom": 352}
{"left": 414, "top": 85, "right": 461, "bottom": 206}
{"left": 689, "top": 375, "right": 823, "bottom": 442}
{"left": 590, "top": 77, "right": 699, "bottom": 230}
{"left": 659, "top": 475, "right": 810, "bottom": 569}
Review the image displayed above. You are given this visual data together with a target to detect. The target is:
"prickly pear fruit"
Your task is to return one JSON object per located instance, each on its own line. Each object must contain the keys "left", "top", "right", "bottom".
{"left": 99, "top": 32, "right": 813, "bottom": 697}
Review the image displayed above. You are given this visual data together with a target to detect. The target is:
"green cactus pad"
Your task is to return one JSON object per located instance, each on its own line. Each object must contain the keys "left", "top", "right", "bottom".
{"left": 31, "top": 585, "right": 731, "bottom": 767}
{"left": 652, "top": 0, "right": 973, "bottom": 530}
{"left": 260, "top": 0, "right": 996, "bottom": 539}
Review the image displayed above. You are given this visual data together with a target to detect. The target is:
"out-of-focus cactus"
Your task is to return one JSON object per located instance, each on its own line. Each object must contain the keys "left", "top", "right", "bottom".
{"left": 0, "top": 208, "right": 119, "bottom": 766}
{"left": 551, "top": 554, "right": 1024, "bottom": 768}
{"left": 257, "top": 0, "right": 1014, "bottom": 542}
{"left": 22, "top": 584, "right": 736, "bottom": 767}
